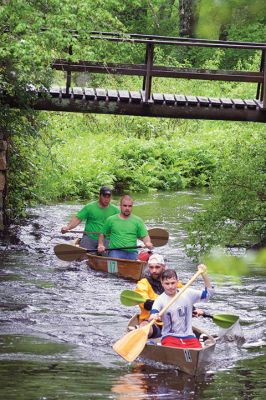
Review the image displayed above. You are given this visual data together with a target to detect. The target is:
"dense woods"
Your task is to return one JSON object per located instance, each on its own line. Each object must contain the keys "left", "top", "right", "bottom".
{"left": 0, "top": 0, "right": 265, "bottom": 256}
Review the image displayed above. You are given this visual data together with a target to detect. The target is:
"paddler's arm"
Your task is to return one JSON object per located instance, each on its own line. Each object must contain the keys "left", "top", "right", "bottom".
{"left": 198, "top": 263, "right": 215, "bottom": 300}
{"left": 61, "top": 216, "right": 82, "bottom": 234}
{"left": 198, "top": 264, "right": 212, "bottom": 288}
{"left": 97, "top": 233, "right": 106, "bottom": 252}
{"left": 141, "top": 235, "right": 153, "bottom": 250}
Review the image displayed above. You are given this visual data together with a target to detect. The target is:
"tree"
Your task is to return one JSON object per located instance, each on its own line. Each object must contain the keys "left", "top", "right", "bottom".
{"left": 0, "top": 0, "right": 122, "bottom": 221}
{"left": 186, "top": 133, "right": 266, "bottom": 258}
{"left": 179, "top": 0, "right": 198, "bottom": 37}
{"left": 196, "top": 0, "right": 266, "bottom": 39}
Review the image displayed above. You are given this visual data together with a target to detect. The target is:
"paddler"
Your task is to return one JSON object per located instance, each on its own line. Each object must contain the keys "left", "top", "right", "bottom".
{"left": 148, "top": 265, "right": 214, "bottom": 348}
{"left": 61, "top": 186, "right": 119, "bottom": 250}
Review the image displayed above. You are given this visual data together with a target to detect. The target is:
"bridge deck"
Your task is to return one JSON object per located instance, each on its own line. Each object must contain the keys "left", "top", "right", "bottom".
{"left": 5, "top": 86, "right": 264, "bottom": 123}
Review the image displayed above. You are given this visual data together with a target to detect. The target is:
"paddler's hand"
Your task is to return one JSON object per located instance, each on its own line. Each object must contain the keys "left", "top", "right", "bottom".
{"left": 61, "top": 226, "right": 69, "bottom": 234}
{"left": 192, "top": 308, "right": 204, "bottom": 317}
{"left": 197, "top": 264, "right": 207, "bottom": 275}
{"left": 148, "top": 313, "right": 161, "bottom": 322}
{"left": 97, "top": 244, "right": 106, "bottom": 253}
{"left": 145, "top": 241, "right": 153, "bottom": 250}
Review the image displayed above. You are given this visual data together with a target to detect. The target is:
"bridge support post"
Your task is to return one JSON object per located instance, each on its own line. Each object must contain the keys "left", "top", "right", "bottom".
{"left": 66, "top": 45, "right": 73, "bottom": 95}
{"left": 142, "top": 43, "right": 154, "bottom": 102}
{"left": 263, "top": 49, "right": 266, "bottom": 109}
{"left": 0, "top": 127, "right": 7, "bottom": 231}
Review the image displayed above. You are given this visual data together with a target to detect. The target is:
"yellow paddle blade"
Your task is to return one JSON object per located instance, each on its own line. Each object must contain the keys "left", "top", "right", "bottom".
{"left": 112, "top": 323, "right": 152, "bottom": 362}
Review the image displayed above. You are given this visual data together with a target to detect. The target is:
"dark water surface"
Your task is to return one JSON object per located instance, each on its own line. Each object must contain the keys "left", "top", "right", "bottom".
{"left": 0, "top": 191, "right": 265, "bottom": 399}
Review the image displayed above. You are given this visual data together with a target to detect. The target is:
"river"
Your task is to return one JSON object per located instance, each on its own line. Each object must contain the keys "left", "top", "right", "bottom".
{"left": 0, "top": 191, "right": 265, "bottom": 399}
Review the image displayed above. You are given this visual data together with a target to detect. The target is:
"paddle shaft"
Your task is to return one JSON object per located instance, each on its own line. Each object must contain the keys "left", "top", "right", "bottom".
{"left": 85, "top": 245, "right": 148, "bottom": 252}
{"left": 63, "top": 228, "right": 168, "bottom": 246}
{"left": 202, "top": 312, "right": 214, "bottom": 320}
{"left": 64, "top": 228, "right": 164, "bottom": 236}
{"left": 66, "top": 230, "right": 100, "bottom": 234}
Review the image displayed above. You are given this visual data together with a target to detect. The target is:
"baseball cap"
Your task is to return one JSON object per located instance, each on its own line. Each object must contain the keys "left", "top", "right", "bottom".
{"left": 99, "top": 186, "right": 112, "bottom": 195}
{"left": 148, "top": 253, "right": 165, "bottom": 265}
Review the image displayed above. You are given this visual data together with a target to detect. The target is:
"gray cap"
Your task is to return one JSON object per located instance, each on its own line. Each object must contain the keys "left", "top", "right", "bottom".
{"left": 99, "top": 186, "right": 112, "bottom": 195}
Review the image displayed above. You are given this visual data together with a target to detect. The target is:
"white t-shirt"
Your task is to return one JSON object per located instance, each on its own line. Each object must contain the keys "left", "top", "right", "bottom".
{"left": 151, "top": 287, "right": 215, "bottom": 338}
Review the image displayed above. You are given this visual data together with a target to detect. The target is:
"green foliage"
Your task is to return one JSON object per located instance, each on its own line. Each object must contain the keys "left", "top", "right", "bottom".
{"left": 28, "top": 112, "right": 219, "bottom": 201}
{"left": 196, "top": 0, "right": 266, "bottom": 39}
{"left": 202, "top": 247, "right": 266, "bottom": 280}
{"left": 1, "top": 0, "right": 265, "bottom": 261}
{"left": 5, "top": 110, "right": 47, "bottom": 218}
{"left": 186, "top": 131, "right": 266, "bottom": 258}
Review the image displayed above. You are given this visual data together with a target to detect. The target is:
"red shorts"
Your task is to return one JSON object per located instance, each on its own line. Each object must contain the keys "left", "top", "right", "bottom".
{"left": 161, "top": 336, "right": 202, "bottom": 348}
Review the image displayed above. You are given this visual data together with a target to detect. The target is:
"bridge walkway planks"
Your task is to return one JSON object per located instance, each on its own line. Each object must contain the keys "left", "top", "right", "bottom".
{"left": 7, "top": 86, "right": 264, "bottom": 123}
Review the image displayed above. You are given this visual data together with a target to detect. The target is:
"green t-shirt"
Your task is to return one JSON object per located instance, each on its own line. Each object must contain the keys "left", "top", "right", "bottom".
{"left": 102, "top": 214, "right": 148, "bottom": 252}
{"left": 76, "top": 201, "right": 119, "bottom": 240}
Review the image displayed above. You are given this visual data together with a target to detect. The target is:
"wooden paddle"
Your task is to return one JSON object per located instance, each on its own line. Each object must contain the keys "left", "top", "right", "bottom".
{"left": 63, "top": 227, "right": 168, "bottom": 246}
{"left": 65, "top": 230, "right": 100, "bottom": 235}
{"left": 148, "top": 227, "right": 169, "bottom": 247}
{"left": 54, "top": 243, "right": 148, "bottom": 261}
{"left": 54, "top": 227, "right": 169, "bottom": 261}
{"left": 120, "top": 289, "right": 239, "bottom": 329}
{"left": 112, "top": 269, "right": 202, "bottom": 362}
{"left": 54, "top": 243, "right": 89, "bottom": 261}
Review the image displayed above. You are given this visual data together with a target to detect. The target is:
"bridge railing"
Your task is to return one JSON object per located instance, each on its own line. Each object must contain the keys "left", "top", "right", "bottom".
{"left": 52, "top": 32, "right": 266, "bottom": 108}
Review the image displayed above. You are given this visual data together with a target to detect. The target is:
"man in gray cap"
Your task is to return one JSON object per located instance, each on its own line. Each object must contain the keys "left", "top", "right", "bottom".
{"left": 61, "top": 186, "right": 119, "bottom": 250}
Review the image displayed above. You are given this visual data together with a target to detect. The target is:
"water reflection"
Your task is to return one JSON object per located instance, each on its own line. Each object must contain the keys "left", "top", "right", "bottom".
{"left": 202, "top": 354, "right": 266, "bottom": 400}
{"left": 0, "top": 191, "right": 265, "bottom": 399}
{"left": 111, "top": 364, "right": 212, "bottom": 400}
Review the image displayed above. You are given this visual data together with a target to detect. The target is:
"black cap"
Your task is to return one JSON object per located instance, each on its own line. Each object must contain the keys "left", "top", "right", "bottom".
{"left": 99, "top": 186, "right": 112, "bottom": 195}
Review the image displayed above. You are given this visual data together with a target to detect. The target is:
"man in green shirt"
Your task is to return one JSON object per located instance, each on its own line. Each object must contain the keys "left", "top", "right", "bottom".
{"left": 61, "top": 186, "right": 119, "bottom": 250}
{"left": 98, "top": 195, "right": 153, "bottom": 260}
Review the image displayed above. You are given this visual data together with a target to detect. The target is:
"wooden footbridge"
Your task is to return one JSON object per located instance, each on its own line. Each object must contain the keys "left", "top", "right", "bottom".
{"left": 4, "top": 32, "right": 266, "bottom": 122}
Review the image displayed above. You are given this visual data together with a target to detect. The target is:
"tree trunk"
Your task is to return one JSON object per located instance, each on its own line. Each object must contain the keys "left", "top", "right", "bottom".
{"left": 179, "top": 0, "right": 198, "bottom": 37}
{"left": 0, "top": 127, "right": 8, "bottom": 231}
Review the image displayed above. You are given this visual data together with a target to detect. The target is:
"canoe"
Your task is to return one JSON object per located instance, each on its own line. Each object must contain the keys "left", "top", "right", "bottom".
{"left": 54, "top": 240, "right": 147, "bottom": 280}
{"left": 86, "top": 254, "right": 147, "bottom": 281}
{"left": 127, "top": 315, "right": 216, "bottom": 376}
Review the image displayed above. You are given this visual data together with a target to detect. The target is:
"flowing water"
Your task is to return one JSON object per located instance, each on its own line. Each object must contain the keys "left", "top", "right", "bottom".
{"left": 0, "top": 191, "right": 265, "bottom": 400}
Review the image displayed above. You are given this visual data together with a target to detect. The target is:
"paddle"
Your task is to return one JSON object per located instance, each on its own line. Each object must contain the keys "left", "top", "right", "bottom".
{"left": 54, "top": 243, "right": 90, "bottom": 261}
{"left": 112, "top": 269, "right": 202, "bottom": 362}
{"left": 120, "top": 289, "right": 239, "bottom": 329}
{"left": 54, "top": 227, "right": 169, "bottom": 261}
{"left": 54, "top": 243, "right": 150, "bottom": 261}
{"left": 64, "top": 227, "right": 168, "bottom": 246}
{"left": 202, "top": 312, "right": 239, "bottom": 329}
{"left": 65, "top": 230, "right": 100, "bottom": 235}
{"left": 148, "top": 227, "right": 169, "bottom": 247}
{"left": 120, "top": 290, "right": 147, "bottom": 306}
